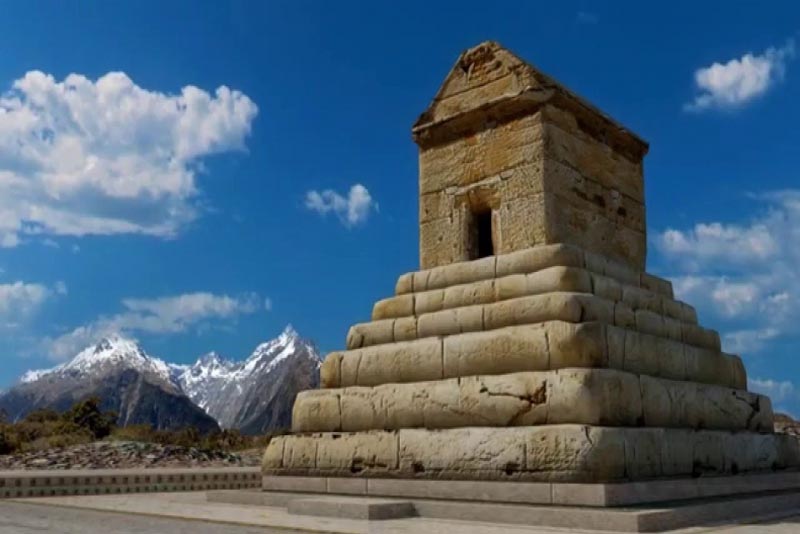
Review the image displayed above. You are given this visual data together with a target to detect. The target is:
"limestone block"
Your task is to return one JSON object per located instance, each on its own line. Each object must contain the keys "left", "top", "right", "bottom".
{"left": 417, "top": 305, "right": 483, "bottom": 338}
{"left": 662, "top": 298, "right": 684, "bottom": 324}
{"left": 525, "top": 425, "right": 626, "bottom": 482}
{"left": 340, "top": 350, "right": 362, "bottom": 387}
{"left": 623, "top": 327, "right": 686, "bottom": 382}
{"left": 685, "top": 346, "right": 734, "bottom": 389}
{"left": 613, "top": 302, "right": 636, "bottom": 329}
{"left": 494, "top": 193, "right": 550, "bottom": 254}
{"left": 576, "top": 294, "right": 616, "bottom": 323}
{"left": 372, "top": 295, "right": 415, "bottom": 321}
{"left": 659, "top": 429, "right": 694, "bottom": 476}
{"left": 583, "top": 251, "right": 606, "bottom": 277}
{"left": 583, "top": 252, "right": 640, "bottom": 287}
{"left": 292, "top": 390, "right": 342, "bottom": 433}
{"left": 622, "top": 286, "right": 661, "bottom": 315}
{"left": 495, "top": 243, "right": 584, "bottom": 278}
{"left": 545, "top": 157, "right": 645, "bottom": 233}
{"left": 341, "top": 337, "right": 444, "bottom": 387}
{"left": 639, "top": 375, "right": 772, "bottom": 432}
{"left": 730, "top": 355, "right": 747, "bottom": 391}
{"left": 623, "top": 428, "right": 663, "bottom": 479}
{"left": 591, "top": 274, "right": 622, "bottom": 302}
{"left": 315, "top": 432, "right": 399, "bottom": 474}
{"left": 640, "top": 273, "right": 674, "bottom": 299}
{"left": 639, "top": 375, "right": 697, "bottom": 429}
{"left": 663, "top": 316, "right": 682, "bottom": 342}
{"left": 340, "top": 386, "right": 411, "bottom": 431}
{"left": 692, "top": 431, "right": 726, "bottom": 475}
{"left": 546, "top": 368, "right": 641, "bottom": 426}
{"left": 320, "top": 352, "right": 343, "bottom": 388}
{"left": 414, "top": 289, "right": 444, "bottom": 315}
{"left": 483, "top": 292, "right": 582, "bottom": 330}
{"left": 419, "top": 113, "right": 545, "bottom": 195}
{"left": 443, "top": 324, "right": 550, "bottom": 378}
{"left": 543, "top": 122, "right": 643, "bottom": 202}
{"left": 419, "top": 190, "right": 454, "bottom": 224}
{"left": 499, "top": 161, "right": 546, "bottom": 200}
{"left": 426, "top": 255, "right": 496, "bottom": 291}
{"left": 442, "top": 279, "right": 494, "bottom": 310}
{"left": 544, "top": 190, "right": 646, "bottom": 271}
{"left": 547, "top": 321, "right": 608, "bottom": 369}
{"left": 283, "top": 435, "right": 318, "bottom": 470}
{"left": 494, "top": 274, "right": 528, "bottom": 301}
{"left": 399, "top": 427, "right": 528, "bottom": 477}
{"left": 395, "top": 273, "right": 414, "bottom": 295}
{"left": 528, "top": 266, "right": 592, "bottom": 295}
{"left": 682, "top": 323, "right": 722, "bottom": 352}
{"left": 393, "top": 317, "right": 418, "bottom": 342}
{"left": 634, "top": 309, "right": 666, "bottom": 338}
{"left": 262, "top": 439, "right": 284, "bottom": 470}
{"left": 606, "top": 325, "right": 625, "bottom": 371}
{"left": 420, "top": 216, "right": 463, "bottom": 269}
{"left": 680, "top": 302, "right": 699, "bottom": 324}
{"left": 346, "top": 320, "right": 394, "bottom": 349}
{"left": 775, "top": 434, "right": 800, "bottom": 469}
{"left": 412, "top": 270, "right": 430, "bottom": 294}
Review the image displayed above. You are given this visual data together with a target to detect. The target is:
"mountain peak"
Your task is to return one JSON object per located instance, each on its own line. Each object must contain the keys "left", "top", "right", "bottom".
{"left": 92, "top": 333, "right": 139, "bottom": 354}
{"left": 281, "top": 324, "right": 298, "bottom": 339}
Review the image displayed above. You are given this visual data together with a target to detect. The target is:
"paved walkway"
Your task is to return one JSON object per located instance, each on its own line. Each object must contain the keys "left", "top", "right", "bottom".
{"left": 3, "top": 492, "right": 800, "bottom": 533}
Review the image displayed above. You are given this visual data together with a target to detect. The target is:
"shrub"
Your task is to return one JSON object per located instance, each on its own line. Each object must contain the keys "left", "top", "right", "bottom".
{"left": 23, "top": 408, "right": 61, "bottom": 424}
{"left": 0, "top": 426, "right": 18, "bottom": 455}
{"left": 63, "top": 397, "right": 116, "bottom": 439}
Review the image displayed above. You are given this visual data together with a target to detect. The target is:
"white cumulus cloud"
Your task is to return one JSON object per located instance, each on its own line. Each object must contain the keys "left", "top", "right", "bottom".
{"left": 0, "top": 70, "right": 258, "bottom": 247}
{"left": 44, "top": 291, "right": 268, "bottom": 360}
{"left": 749, "top": 377, "right": 796, "bottom": 404}
{"left": 0, "top": 280, "right": 65, "bottom": 327}
{"left": 305, "top": 183, "right": 377, "bottom": 227}
{"left": 686, "top": 39, "right": 795, "bottom": 111}
{"left": 655, "top": 189, "right": 800, "bottom": 355}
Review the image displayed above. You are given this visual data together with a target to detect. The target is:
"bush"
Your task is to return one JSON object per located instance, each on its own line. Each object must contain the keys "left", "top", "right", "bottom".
{"left": 64, "top": 397, "right": 116, "bottom": 439}
{"left": 0, "top": 426, "right": 18, "bottom": 455}
{"left": 23, "top": 408, "right": 61, "bottom": 424}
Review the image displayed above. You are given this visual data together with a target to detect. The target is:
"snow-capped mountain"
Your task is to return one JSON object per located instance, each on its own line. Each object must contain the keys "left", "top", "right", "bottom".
{"left": 1, "top": 325, "right": 322, "bottom": 435}
{"left": 20, "top": 334, "right": 177, "bottom": 388}
{"left": 0, "top": 335, "right": 219, "bottom": 432}
{"left": 176, "top": 325, "right": 322, "bottom": 434}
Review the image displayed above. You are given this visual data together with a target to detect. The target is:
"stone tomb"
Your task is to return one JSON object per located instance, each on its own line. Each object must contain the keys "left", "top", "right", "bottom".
{"left": 262, "top": 42, "right": 799, "bottom": 500}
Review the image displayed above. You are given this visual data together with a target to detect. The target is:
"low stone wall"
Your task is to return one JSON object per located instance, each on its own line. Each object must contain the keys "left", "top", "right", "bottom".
{"left": 0, "top": 467, "right": 259, "bottom": 499}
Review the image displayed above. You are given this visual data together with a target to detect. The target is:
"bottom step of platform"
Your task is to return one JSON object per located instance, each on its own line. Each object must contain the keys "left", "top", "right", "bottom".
{"left": 288, "top": 496, "right": 415, "bottom": 520}
{"left": 208, "top": 488, "right": 800, "bottom": 532}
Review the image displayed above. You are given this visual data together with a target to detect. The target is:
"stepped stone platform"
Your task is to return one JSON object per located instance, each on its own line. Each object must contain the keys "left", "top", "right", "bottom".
{"left": 258, "top": 40, "right": 800, "bottom": 529}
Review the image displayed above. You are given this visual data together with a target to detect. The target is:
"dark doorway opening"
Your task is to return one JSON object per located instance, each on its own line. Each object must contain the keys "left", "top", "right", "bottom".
{"left": 471, "top": 210, "right": 494, "bottom": 259}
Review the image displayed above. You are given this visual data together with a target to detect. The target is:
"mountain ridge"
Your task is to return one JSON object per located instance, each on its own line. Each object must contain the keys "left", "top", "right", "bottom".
{"left": 1, "top": 325, "right": 322, "bottom": 434}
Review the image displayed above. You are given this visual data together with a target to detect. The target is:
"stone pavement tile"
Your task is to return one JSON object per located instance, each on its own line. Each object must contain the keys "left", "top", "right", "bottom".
{"left": 8, "top": 492, "right": 800, "bottom": 534}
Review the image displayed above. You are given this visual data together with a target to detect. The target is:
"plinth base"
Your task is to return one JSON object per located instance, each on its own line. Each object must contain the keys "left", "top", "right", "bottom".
{"left": 210, "top": 476, "right": 800, "bottom": 532}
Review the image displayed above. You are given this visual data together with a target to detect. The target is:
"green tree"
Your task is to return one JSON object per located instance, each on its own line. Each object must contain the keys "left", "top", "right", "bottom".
{"left": 64, "top": 397, "right": 117, "bottom": 439}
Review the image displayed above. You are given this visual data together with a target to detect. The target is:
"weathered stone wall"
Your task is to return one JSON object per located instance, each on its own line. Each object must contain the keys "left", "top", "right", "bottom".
{"left": 417, "top": 110, "right": 647, "bottom": 270}
{"left": 294, "top": 369, "right": 771, "bottom": 433}
{"left": 265, "top": 426, "right": 800, "bottom": 482}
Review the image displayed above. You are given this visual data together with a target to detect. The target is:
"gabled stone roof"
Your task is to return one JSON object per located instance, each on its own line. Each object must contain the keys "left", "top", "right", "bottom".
{"left": 412, "top": 41, "right": 648, "bottom": 160}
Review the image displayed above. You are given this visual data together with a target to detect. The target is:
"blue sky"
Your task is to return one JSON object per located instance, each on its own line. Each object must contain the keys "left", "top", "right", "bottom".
{"left": 1, "top": 2, "right": 799, "bottom": 413}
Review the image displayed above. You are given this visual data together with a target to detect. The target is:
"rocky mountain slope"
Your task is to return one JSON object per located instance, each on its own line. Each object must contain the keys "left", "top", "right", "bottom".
{"left": 0, "top": 326, "right": 322, "bottom": 435}
{"left": 176, "top": 326, "right": 322, "bottom": 434}
{"left": 0, "top": 336, "right": 219, "bottom": 433}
